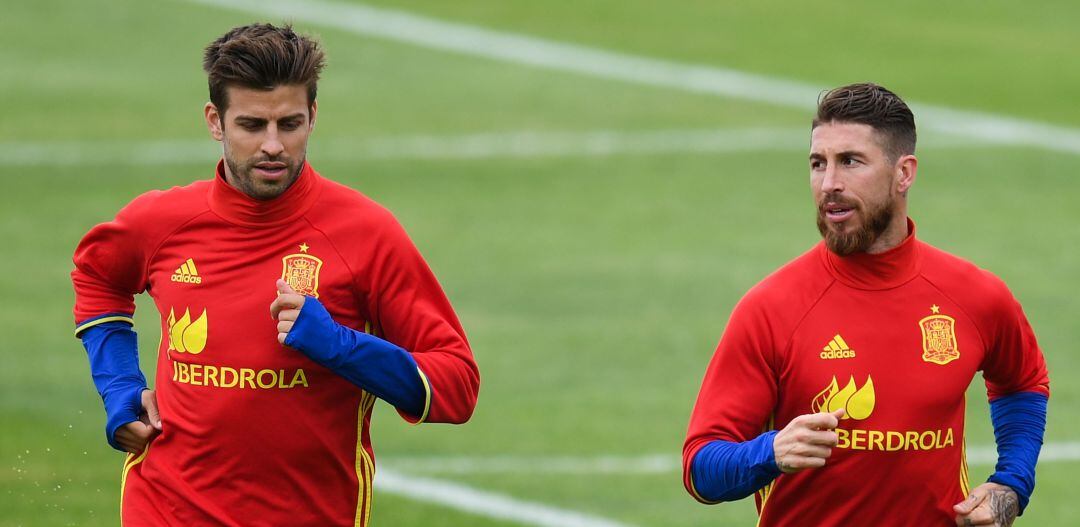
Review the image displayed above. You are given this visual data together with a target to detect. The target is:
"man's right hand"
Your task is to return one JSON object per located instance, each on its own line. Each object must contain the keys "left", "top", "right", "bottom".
{"left": 114, "top": 389, "right": 162, "bottom": 454}
{"left": 773, "top": 408, "right": 844, "bottom": 473}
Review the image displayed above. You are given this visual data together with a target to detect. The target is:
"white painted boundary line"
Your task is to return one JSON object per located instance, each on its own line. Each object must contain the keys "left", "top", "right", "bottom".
{"left": 376, "top": 468, "right": 638, "bottom": 527}
{"left": 188, "top": 0, "right": 1080, "bottom": 155}
{"left": 383, "top": 454, "right": 678, "bottom": 476}
{"left": 373, "top": 445, "right": 1080, "bottom": 527}
{"left": 0, "top": 127, "right": 991, "bottom": 167}
{"left": 381, "top": 442, "right": 1080, "bottom": 475}
{"left": 0, "top": 127, "right": 799, "bottom": 166}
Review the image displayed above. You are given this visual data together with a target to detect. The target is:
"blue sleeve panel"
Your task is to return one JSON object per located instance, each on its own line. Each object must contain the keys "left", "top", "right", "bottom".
{"left": 78, "top": 319, "right": 147, "bottom": 452}
{"left": 987, "top": 391, "right": 1048, "bottom": 515}
{"left": 691, "top": 431, "right": 783, "bottom": 502}
{"left": 285, "top": 297, "right": 425, "bottom": 417}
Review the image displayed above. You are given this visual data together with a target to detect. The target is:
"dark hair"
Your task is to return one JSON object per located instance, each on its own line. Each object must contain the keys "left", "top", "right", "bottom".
{"left": 813, "top": 83, "right": 916, "bottom": 160}
{"left": 202, "top": 23, "right": 326, "bottom": 115}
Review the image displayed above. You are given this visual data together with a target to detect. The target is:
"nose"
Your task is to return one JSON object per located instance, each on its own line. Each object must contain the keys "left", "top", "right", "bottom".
{"left": 819, "top": 165, "right": 843, "bottom": 194}
{"left": 260, "top": 132, "right": 285, "bottom": 158}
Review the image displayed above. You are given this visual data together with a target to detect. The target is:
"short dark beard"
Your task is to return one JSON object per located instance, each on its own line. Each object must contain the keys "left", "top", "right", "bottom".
{"left": 223, "top": 147, "right": 304, "bottom": 201}
{"left": 816, "top": 194, "right": 895, "bottom": 256}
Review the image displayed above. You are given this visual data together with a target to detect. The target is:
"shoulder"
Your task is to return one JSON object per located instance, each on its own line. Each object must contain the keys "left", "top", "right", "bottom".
{"left": 74, "top": 179, "right": 213, "bottom": 275}
{"left": 85, "top": 179, "right": 212, "bottom": 249}
{"left": 740, "top": 243, "right": 834, "bottom": 312}
{"left": 717, "top": 244, "right": 835, "bottom": 365}
{"left": 116, "top": 179, "right": 213, "bottom": 227}
{"left": 917, "top": 240, "right": 1018, "bottom": 329}
{"left": 728, "top": 243, "right": 835, "bottom": 335}
{"left": 918, "top": 240, "right": 1014, "bottom": 305}
{"left": 305, "top": 175, "right": 417, "bottom": 260}
{"left": 310, "top": 177, "right": 402, "bottom": 231}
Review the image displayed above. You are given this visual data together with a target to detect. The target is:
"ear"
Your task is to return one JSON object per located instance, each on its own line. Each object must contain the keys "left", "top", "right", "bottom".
{"left": 895, "top": 154, "right": 917, "bottom": 195}
{"left": 204, "top": 102, "right": 224, "bottom": 142}
{"left": 308, "top": 100, "right": 318, "bottom": 131}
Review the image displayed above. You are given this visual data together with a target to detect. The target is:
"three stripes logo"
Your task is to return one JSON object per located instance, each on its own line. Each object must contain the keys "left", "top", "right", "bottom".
{"left": 171, "top": 258, "right": 202, "bottom": 284}
{"left": 820, "top": 334, "right": 855, "bottom": 360}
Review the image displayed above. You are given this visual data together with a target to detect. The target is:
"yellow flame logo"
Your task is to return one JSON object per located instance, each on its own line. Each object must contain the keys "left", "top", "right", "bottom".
{"left": 167, "top": 307, "right": 208, "bottom": 354}
{"left": 811, "top": 375, "right": 875, "bottom": 420}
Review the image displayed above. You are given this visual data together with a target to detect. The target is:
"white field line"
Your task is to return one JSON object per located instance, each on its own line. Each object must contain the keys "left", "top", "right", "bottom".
{"left": 375, "top": 468, "right": 638, "bottom": 527}
{"left": 0, "top": 127, "right": 990, "bottom": 167}
{"left": 188, "top": 0, "right": 1080, "bottom": 155}
{"left": 381, "top": 442, "right": 1080, "bottom": 475}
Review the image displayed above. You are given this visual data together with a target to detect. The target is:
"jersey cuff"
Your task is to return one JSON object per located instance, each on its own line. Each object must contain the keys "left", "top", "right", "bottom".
{"left": 685, "top": 442, "right": 722, "bottom": 504}
{"left": 75, "top": 313, "right": 134, "bottom": 338}
{"left": 400, "top": 367, "right": 432, "bottom": 424}
{"left": 688, "top": 474, "right": 723, "bottom": 505}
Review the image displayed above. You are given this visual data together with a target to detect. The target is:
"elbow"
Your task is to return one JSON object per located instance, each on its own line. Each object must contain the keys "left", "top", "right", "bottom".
{"left": 442, "top": 367, "right": 480, "bottom": 424}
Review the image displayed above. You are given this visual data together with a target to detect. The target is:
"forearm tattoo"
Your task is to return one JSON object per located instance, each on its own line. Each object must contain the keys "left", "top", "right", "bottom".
{"left": 989, "top": 488, "right": 1019, "bottom": 527}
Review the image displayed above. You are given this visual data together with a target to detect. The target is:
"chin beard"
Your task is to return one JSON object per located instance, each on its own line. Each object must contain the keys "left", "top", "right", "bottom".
{"left": 223, "top": 154, "right": 303, "bottom": 201}
{"left": 817, "top": 198, "right": 895, "bottom": 256}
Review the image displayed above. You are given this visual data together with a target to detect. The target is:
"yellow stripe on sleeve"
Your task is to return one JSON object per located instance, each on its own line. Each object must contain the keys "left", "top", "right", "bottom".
{"left": 406, "top": 368, "right": 433, "bottom": 425}
{"left": 687, "top": 469, "right": 723, "bottom": 505}
{"left": 75, "top": 315, "right": 134, "bottom": 337}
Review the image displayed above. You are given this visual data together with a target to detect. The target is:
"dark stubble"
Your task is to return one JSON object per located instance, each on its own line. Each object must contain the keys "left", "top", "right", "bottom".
{"left": 223, "top": 146, "right": 304, "bottom": 201}
{"left": 816, "top": 192, "right": 895, "bottom": 256}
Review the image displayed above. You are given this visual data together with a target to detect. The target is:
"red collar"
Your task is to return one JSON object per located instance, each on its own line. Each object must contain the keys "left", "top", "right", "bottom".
{"left": 208, "top": 159, "right": 322, "bottom": 228}
{"left": 821, "top": 218, "right": 922, "bottom": 290}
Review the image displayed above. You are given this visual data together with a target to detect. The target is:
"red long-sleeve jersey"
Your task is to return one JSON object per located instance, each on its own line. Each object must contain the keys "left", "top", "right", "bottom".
{"left": 72, "top": 161, "right": 479, "bottom": 526}
{"left": 683, "top": 221, "right": 1049, "bottom": 525}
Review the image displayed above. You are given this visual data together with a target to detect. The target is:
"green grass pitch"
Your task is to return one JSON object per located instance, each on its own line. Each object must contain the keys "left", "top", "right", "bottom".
{"left": 2, "top": 0, "right": 1077, "bottom": 525}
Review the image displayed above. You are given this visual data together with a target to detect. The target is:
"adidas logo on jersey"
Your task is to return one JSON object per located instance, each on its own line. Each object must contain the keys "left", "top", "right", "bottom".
{"left": 171, "top": 258, "right": 202, "bottom": 284}
{"left": 820, "top": 334, "right": 855, "bottom": 359}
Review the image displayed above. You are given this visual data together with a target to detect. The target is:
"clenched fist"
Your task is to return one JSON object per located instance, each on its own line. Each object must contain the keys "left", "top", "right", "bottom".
{"left": 270, "top": 279, "right": 306, "bottom": 344}
{"left": 773, "top": 408, "right": 845, "bottom": 473}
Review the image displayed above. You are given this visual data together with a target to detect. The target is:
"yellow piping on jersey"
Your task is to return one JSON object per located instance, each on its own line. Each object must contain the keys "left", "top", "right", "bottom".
{"left": 409, "top": 368, "right": 433, "bottom": 425}
{"left": 354, "top": 392, "right": 376, "bottom": 527}
{"left": 756, "top": 415, "right": 777, "bottom": 526}
{"left": 688, "top": 467, "right": 723, "bottom": 505}
{"left": 959, "top": 426, "right": 971, "bottom": 497}
{"left": 120, "top": 443, "right": 151, "bottom": 525}
{"left": 75, "top": 315, "right": 134, "bottom": 337}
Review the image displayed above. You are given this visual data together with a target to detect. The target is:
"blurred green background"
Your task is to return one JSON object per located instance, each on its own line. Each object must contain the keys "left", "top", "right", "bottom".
{"left": 2, "top": 0, "right": 1077, "bottom": 525}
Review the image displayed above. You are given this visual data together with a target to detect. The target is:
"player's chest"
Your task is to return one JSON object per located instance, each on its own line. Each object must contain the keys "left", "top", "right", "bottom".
{"left": 145, "top": 225, "right": 365, "bottom": 332}
{"left": 778, "top": 284, "right": 984, "bottom": 423}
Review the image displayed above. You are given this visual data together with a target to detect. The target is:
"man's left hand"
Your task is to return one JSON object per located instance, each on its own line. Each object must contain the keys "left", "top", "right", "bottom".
{"left": 953, "top": 482, "right": 1019, "bottom": 527}
{"left": 270, "top": 279, "right": 306, "bottom": 344}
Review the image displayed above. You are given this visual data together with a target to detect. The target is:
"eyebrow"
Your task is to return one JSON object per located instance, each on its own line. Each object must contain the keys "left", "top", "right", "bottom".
{"left": 233, "top": 113, "right": 307, "bottom": 124}
{"left": 808, "top": 150, "right": 867, "bottom": 160}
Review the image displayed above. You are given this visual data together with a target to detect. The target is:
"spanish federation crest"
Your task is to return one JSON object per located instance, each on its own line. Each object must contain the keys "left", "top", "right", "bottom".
{"left": 281, "top": 243, "right": 323, "bottom": 298}
{"left": 919, "top": 305, "right": 959, "bottom": 365}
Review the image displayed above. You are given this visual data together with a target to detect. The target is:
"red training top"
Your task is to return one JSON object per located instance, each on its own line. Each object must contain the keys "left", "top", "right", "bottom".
{"left": 683, "top": 220, "right": 1049, "bottom": 526}
{"left": 72, "top": 161, "right": 479, "bottom": 526}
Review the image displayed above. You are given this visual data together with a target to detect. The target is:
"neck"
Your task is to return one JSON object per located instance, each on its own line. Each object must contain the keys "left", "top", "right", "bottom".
{"left": 221, "top": 158, "right": 238, "bottom": 188}
{"left": 864, "top": 202, "right": 909, "bottom": 254}
{"left": 822, "top": 217, "right": 920, "bottom": 290}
